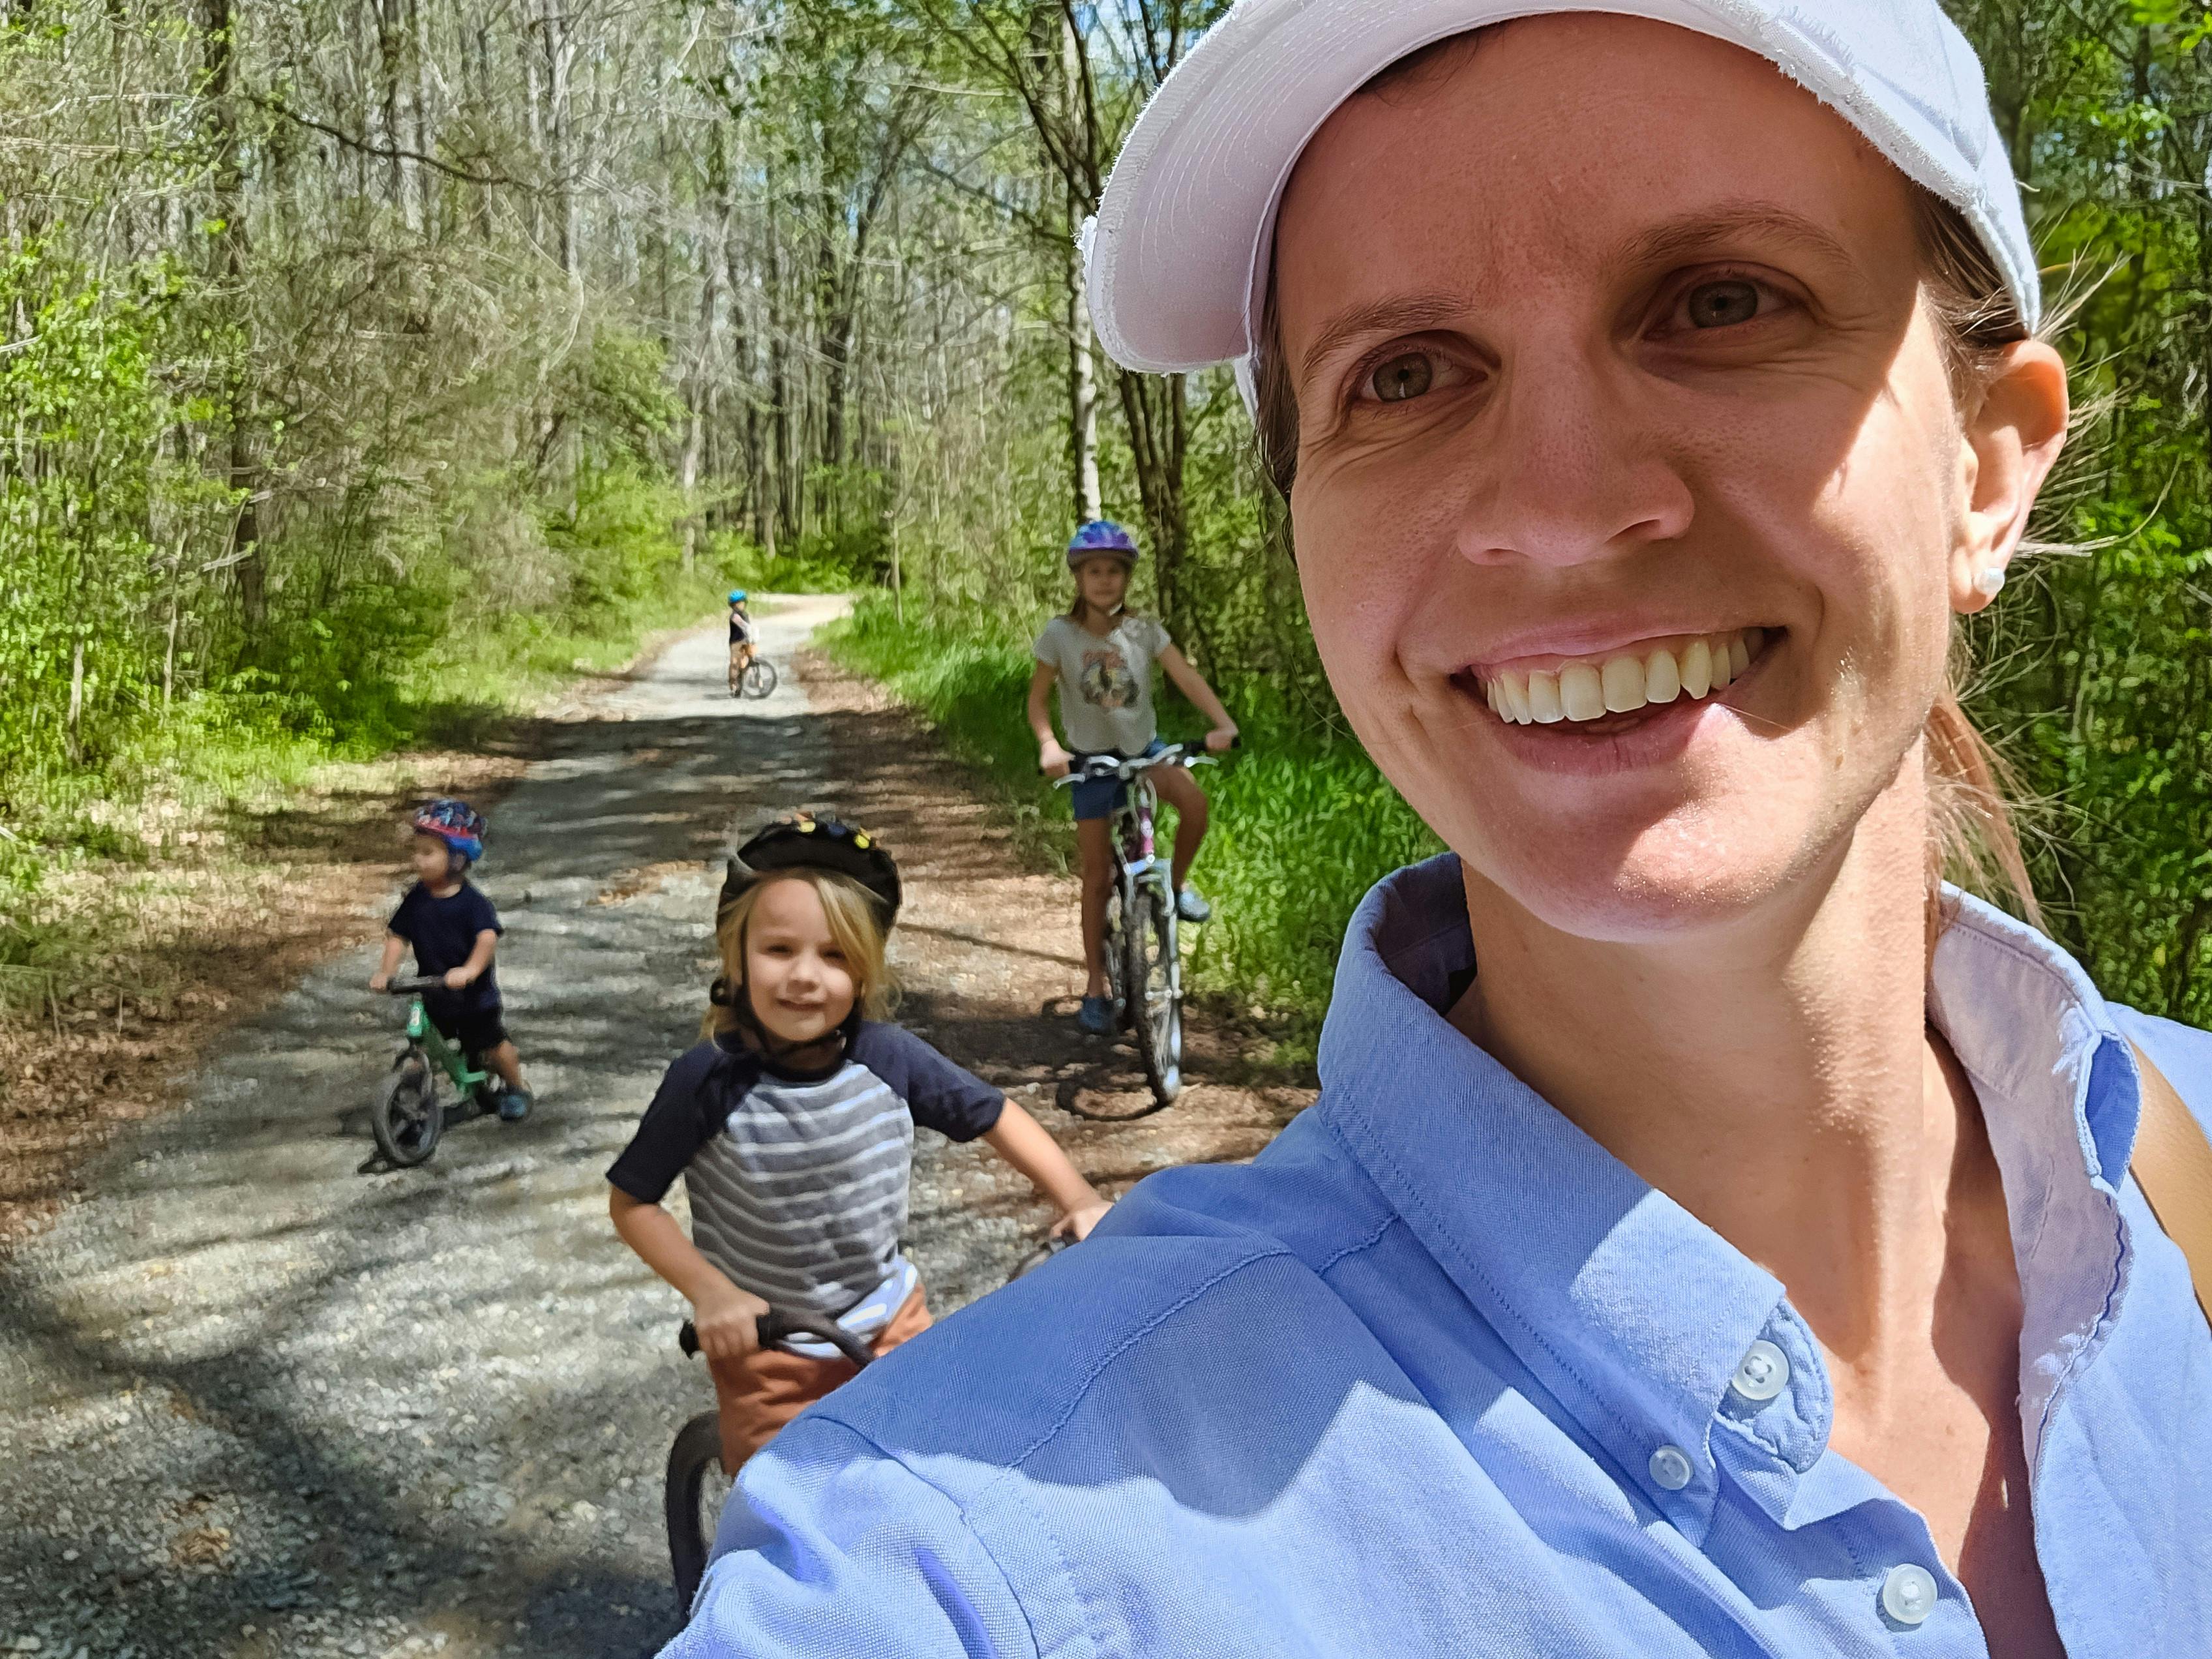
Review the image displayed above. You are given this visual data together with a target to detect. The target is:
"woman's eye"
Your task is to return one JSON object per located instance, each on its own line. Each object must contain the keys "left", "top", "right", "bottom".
{"left": 1682, "top": 278, "right": 1764, "bottom": 329}
{"left": 1367, "top": 351, "right": 1435, "bottom": 403}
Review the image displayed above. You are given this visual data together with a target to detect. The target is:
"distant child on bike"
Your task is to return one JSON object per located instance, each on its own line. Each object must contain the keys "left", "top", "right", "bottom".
{"left": 726, "top": 591, "right": 754, "bottom": 692}
{"left": 606, "top": 814, "right": 1111, "bottom": 1468}
{"left": 368, "top": 798, "right": 533, "bottom": 1120}
{"left": 1027, "top": 520, "right": 1238, "bottom": 1036}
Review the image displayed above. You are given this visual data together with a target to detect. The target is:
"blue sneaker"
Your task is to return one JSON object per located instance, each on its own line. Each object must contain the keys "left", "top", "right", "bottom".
{"left": 1076, "top": 996, "right": 1116, "bottom": 1037}
{"left": 496, "top": 1087, "right": 533, "bottom": 1123}
{"left": 1175, "top": 887, "right": 1213, "bottom": 924}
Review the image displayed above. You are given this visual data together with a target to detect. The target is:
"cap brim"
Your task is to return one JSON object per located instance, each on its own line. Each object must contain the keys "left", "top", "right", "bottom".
{"left": 1087, "top": 0, "right": 2037, "bottom": 376}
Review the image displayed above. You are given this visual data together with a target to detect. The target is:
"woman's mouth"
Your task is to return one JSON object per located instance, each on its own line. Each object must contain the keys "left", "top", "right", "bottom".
{"left": 1460, "top": 627, "right": 1773, "bottom": 731}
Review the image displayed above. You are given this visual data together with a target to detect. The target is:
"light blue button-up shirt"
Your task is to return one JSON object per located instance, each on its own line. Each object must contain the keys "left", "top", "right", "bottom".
{"left": 670, "top": 856, "right": 2212, "bottom": 1656}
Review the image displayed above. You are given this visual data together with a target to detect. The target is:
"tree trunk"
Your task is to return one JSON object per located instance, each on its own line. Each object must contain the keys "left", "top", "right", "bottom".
{"left": 201, "top": 0, "right": 262, "bottom": 629}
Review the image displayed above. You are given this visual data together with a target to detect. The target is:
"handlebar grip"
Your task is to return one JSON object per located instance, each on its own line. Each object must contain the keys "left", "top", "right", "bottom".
{"left": 754, "top": 1311, "right": 879, "bottom": 1369}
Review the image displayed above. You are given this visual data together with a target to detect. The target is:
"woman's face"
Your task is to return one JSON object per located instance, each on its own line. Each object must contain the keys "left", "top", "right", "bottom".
{"left": 744, "top": 877, "right": 858, "bottom": 1045}
{"left": 1077, "top": 556, "right": 1131, "bottom": 615}
{"left": 1276, "top": 18, "right": 2054, "bottom": 940}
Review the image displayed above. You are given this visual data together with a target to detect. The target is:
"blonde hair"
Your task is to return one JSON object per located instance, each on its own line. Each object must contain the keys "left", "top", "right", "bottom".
{"left": 702, "top": 869, "right": 897, "bottom": 1040}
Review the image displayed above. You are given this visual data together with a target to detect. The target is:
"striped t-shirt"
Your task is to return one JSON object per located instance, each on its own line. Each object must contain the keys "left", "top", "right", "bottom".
{"left": 608, "top": 1023, "right": 1004, "bottom": 1338}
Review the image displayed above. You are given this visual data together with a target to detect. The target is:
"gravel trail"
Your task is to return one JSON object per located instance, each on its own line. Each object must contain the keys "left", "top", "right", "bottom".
{"left": 0, "top": 596, "right": 1311, "bottom": 1659}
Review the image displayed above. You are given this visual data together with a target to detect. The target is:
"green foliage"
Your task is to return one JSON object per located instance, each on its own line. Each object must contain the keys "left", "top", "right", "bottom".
{"left": 824, "top": 594, "right": 1441, "bottom": 1054}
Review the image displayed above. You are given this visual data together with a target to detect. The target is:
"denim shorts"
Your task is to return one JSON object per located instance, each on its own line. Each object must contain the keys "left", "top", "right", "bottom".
{"left": 1069, "top": 740, "right": 1166, "bottom": 820}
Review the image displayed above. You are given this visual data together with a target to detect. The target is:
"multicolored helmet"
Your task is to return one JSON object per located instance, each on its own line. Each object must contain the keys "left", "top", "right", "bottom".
{"left": 720, "top": 813, "right": 901, "bottom": 926}
{"left": 412, "top": 798, "right": 486, "bottom": 867}
{"left": 1066, "top": 520, "right": 1140, "bottom": 571}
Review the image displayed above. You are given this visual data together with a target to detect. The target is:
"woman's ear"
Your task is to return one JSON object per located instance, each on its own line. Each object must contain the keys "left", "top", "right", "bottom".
{"left": 1950, "top": 338, "right": 2069, "bottom": 614}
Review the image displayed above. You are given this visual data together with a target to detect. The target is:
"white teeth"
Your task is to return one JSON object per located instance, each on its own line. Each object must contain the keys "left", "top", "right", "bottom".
{"left": 1527, "top": 670, "right": 1564, "bottom": 723}
{"left": 1681, "top": 638, "right": 1713, "bottom": 698}
{"left": 1482, "top": 627, "right": 1767, "bottom": 728}
{"left": 1600, "top": 655, "right": 1646, "bottom": 713}
{"left": 1559, "top": 663, "right": 1606, "bottom": 721}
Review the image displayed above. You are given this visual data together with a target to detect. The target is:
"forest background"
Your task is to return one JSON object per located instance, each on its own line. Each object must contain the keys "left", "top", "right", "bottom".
{"left": 3, "top": 0, "right": 2210, "bottom": 1055}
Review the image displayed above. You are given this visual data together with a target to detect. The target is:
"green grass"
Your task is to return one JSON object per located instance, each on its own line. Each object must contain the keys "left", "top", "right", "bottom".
{"left": 821, "top": 595, "right": 1442, "bottom": 1062}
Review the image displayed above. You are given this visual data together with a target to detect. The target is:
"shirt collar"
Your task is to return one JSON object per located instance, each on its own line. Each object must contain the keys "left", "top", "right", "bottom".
{"left": 1315, "top": 857, "right": 2141, "bottom": 1525}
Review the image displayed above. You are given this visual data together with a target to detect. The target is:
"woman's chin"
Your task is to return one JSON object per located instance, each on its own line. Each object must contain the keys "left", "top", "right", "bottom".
{"left": 1463, "top": 817, "right": 1817, "bottom": 944}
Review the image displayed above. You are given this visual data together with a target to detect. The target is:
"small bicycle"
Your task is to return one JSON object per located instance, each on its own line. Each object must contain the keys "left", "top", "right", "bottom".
{"left": 1056, "top": 743, "right": 1225, "bottom": 1108}
{"left": 368, "top": 976, "right": 503, "bottom": 1167}
{"left": 728, "top": 649, "right": 777, "bottom": 700}
{"left": 663, "top": 1241, "right": 1073, "bottom": 1610}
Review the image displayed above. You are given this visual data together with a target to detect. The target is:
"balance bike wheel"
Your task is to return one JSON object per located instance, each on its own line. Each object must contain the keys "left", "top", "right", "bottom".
{"left": 740, "top": 657, "right": 778, "bottom": 698}
{"left": 372, "top": 1054, "right": 443, "bottom": 1167}
{"left": 666, "top": 1410, "right": 728, "bottom": 1612}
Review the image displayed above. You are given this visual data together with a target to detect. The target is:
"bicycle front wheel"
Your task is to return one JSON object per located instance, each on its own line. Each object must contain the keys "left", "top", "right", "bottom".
{"left": 666, "top": 1411, "right": 732, "bottom": 1613}
{"left": 1122, "top": 886, "right": 1183, "bottom": 1103}
{"left": 740, "top": 657, "right": 777, "bottom": 698}
{"left": 372, "top": 1052, "right": 443, "bottom": 1167}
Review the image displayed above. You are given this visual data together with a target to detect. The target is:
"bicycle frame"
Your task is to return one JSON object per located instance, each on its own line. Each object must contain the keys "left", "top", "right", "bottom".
{"left": 403, "top": 996, "right": 490, "bottom": 1096}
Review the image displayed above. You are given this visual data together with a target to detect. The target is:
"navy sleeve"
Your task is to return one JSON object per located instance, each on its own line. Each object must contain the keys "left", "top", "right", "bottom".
{"left": 848, "top": 1022, "right": 1006, "bottom": 1143}
{"left": 388, "top": 883, "right": 423, "bottom": 939}
{"left": 465, "top": 884, "right": 502, "bottom": 936}
{"left": 608, "top": 1041, "right": 755, "bottom": 1203}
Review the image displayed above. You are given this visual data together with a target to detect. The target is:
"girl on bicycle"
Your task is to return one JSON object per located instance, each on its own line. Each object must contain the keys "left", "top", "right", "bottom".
{"left": 1027, "top": 521, "right": 1238, "bottom": 1036}
{"left": 606, "top": 814, "right": 1111, "bottom": 1469}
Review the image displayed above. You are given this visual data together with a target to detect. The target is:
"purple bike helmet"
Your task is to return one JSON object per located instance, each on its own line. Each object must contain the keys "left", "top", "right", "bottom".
{"left": 1066, "top": 520, "right": 1140, "bottom": 571}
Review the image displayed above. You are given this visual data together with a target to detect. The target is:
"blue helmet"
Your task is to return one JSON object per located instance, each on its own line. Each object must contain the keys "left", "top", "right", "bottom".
{"left": 1066, "top": 520, "right": 1139, "bottom": 571}
{"left": 728, "top": 590, "right": 749, "bottom": 604}
{"left": 413, "top": 797, "right": 485, "bottom": 869}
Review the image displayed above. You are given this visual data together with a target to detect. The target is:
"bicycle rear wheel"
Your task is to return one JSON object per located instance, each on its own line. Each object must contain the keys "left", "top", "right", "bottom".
{"left": 1121, "top": 886, "right": 1183, "bottom": 1103}
{"left": 666, "top": 1411, "right": 732, "bottom": 1613}
{"left": 372, "top": 1052, "right": 443, "bottom": 1167}
{"left": 740, "top": 657, "right": 777, "bottom": 698}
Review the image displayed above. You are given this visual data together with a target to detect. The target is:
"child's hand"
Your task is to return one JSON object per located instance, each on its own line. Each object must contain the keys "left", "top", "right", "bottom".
{"left": 1052, "top": 1199, "right": 1114, "bottom": 1242}
{"left": 693, "top": 1283, "right": 773, "bottom": 1362}
{"left": 1039, "top": 739, "right": 1072, "bottom": 779}
{"left": 443, "top": 966, "right": 473, "bottom": 990}
{"left": 369, "top": 971, "right": 391, "bottom": 993}
{"left": 1203, "top": 726, "right": 1239, "bottom": 754}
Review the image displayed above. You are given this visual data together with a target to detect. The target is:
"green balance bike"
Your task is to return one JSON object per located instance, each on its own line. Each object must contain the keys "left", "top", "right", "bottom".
{"left": 371, "top": 976, "right": 503, "bottom": 1167}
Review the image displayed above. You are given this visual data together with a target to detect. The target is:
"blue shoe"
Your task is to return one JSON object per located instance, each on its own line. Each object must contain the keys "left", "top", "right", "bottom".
{"left": 496, "top": 1088, "right": 533, "bottom": 1123}
{"left": 1175, "top": 887, "right": 1212, "bottom": 924}
{"left": 1077, "top": 996, "right": 1115, "bottom": 1037}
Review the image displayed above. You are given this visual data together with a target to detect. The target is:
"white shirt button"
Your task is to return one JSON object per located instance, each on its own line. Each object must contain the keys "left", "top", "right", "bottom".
{"left": 1648, "top": 1445, "right": 1693, "bottom": 1491}
{"left": 1881, "top": 1563, "right": 1939, "bottom": 1626}
{"left": 1731, "top": 1339, "right": 1790, "bottom": 1402}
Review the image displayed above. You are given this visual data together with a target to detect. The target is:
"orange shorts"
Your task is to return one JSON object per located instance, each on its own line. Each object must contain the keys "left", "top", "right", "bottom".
{"left": 707, "top": 1286, "right": 933, "bottom": 1469}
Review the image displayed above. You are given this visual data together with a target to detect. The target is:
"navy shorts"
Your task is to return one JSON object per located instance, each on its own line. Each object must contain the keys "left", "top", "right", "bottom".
{"left": 1069, "top": 740, "right": 1167, "bottom": 821}
{"left": 429, "top": 1003, "right": 509, "bottom": 1058}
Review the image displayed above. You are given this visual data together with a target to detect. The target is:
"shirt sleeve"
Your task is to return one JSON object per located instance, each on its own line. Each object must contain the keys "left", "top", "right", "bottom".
{"left": 849, "top": 1023, "right": 1005, "bottom": 1143}
{"left": 669, "top": 1417, "right": 1038, "bottom": 1659}
{"left": 607, "top": 1043, "right": 741, "bottom": 1203}
{"left": 1030, "top": 618, "right": 1061, "bottom": 666}
{"left": 1145, "top": 616, "right": 1174, "bottom": 658}
{"left": 387, "top": 885, "right": 421, "bottom": 938}
{"left": 467, "top": 886, "right": 503, "bottom": 936}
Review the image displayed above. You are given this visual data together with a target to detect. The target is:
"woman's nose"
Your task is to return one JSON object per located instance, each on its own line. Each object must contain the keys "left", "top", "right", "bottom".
{"left": 1451, "top": 358, "right": 1693, "bottom": 569}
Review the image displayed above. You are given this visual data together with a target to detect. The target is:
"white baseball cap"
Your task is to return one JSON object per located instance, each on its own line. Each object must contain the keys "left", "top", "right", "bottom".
{"left": 1083, "top": 0, "right": 2040, "bottom": 387}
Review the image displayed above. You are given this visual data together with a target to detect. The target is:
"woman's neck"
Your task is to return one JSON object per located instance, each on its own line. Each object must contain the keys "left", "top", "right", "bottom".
{"left": 1452, "top": 758, "right": 1967, "bottom": 1358}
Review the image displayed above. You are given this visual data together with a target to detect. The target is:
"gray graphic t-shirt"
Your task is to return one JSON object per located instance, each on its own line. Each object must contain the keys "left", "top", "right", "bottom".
{"left": 1034, "top": 612, "right": 1173, "bottom": 756}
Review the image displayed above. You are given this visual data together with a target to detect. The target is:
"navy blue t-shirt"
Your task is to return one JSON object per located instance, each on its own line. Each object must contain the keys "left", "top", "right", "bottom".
{"left": 388, "top": 880, "right": 502, "bottom": 1017}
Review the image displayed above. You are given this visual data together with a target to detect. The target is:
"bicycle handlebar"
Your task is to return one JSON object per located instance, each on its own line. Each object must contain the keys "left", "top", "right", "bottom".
{"left": 382, "top": 975, "right": 449, "bottom": 995}
{"left": 1045, "top": 737, "right": 1241, "bottom": 783}
{"left": 678, "top": 1313, "right": 878, "bottom": 1370}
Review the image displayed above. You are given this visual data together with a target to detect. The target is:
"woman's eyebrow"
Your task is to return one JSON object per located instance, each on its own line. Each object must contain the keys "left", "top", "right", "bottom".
{"left": 1298, "top": 294, "right": 1469, "bottom": 381}
{"left": 1617, "top": 203, "right": 1854, "bottom": 271}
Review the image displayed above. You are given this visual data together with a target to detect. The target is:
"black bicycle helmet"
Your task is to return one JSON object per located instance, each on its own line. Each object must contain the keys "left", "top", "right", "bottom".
{"left": 718, "top": 813, "right": 902, "bottom": 927}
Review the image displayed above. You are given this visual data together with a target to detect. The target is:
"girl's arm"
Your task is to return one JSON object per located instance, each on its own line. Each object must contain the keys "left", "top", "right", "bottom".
{"left": 369, "top": 932, "right": 408, "bottom": 991}
{"left": 608, "top": 1186, "right": 771, "bottom": 1361}
{"left": 982, "top": 1101, "right": 1113, "bottom": 1239}
{"left": 1158, "top": 645, "right": 1240, "bottom": 750}
{"left": 1027, "top": 660, "right": 1072, "bottom": 775}
{"left": 445, "top": 926, "right": 500, "bottom": 991}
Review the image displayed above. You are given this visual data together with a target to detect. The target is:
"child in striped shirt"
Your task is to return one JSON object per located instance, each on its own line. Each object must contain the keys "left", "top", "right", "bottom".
{"left": 608, "top": 814, "right": 1111, "bottom": 1467}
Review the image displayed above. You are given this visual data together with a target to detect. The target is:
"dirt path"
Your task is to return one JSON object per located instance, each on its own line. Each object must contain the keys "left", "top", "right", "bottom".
{"left": 0, "top": 596, "right": 1313, "bottom": 1659}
